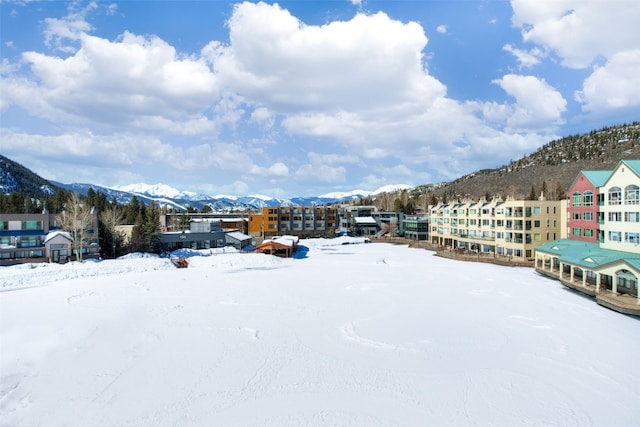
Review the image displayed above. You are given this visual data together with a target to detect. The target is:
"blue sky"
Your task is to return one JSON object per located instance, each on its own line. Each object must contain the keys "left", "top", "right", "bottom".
{"left": 1, "top": 0, "right": 639, "bottom": 198}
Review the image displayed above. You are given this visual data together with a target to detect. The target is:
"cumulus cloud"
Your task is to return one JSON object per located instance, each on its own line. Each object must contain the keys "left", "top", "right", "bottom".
{"left": 436, "top": 25, "right": 447, "bottom": 34}
{"left": 511, "top": 0, "right": 640, "bottom": 69}
{"left": 206, "top": 2, "right": 445, "bottom": 113}
{"left": 575, "top": 49, "right": 640, "bottom": 111}
{"left": 492, "top": 74, "right": 566, "bottom": 132}
{"left": 2, "top": 26, "right": 220, "bottom": 134}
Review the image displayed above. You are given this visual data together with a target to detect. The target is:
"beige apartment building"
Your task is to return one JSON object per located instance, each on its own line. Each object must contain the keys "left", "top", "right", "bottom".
{"left": 429, "top": 197, "right": 566, "bottom": 261}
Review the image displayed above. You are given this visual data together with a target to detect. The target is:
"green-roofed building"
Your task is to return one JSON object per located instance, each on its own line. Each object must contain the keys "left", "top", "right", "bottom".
{"left": 536, "top": 159, "right": 640, "bottom": 316}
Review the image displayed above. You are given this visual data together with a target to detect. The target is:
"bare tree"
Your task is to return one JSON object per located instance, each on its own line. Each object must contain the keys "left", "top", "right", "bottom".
{"left": 57, "top": 192, "right": 94, "bottom": 262}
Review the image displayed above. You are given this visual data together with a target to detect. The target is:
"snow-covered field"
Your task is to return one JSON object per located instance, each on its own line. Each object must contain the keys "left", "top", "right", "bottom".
{"left": 1, "top": 237, "right": 639, "bottom": 426}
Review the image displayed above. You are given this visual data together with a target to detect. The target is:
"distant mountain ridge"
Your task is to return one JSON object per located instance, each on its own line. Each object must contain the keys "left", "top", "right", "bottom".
{"left": 51, "top": 182, "right": 412, "bottom": 211}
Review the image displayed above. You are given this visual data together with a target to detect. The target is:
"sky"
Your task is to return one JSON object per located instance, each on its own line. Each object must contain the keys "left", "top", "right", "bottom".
{"left": 1, "top": 0, "right": 639, "bottom": 198}
{"left": 2, "top": 239, "right": 639, "bottom": 425}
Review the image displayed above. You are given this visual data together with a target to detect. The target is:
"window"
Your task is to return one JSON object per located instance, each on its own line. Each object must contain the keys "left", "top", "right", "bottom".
{"left": 534, "top": 233, "right": 541, "bottom": 241}
{"left": 583, "top": 212, "right": 593, "bottom": 221}
{"left": 609, "top": 231, "right": 621, "bottom": 242}
{"left": 625, "top": 212, "right": 640, "bottom": 222}
{"left": 608, "top": 187, "right": 622, "bottom": 205}
{"left": 21, "top": 221, "right": 41, "bottom": 230}
{"left": 533, "top": 207, "right": 541, "bottom": 214}
{"left": 572, "top": 192, "right": 581, "bottom": 206}
{"left": 625, "top": 232, "right": 640, "bottom": 244}
{"left": 534, "top": 220, "right": 541, "bottom": 227}
{"left": 608, "top": 212, "right": 622, "bottom": 222}
{"left": 572, "top": 212, "right": 581, "bottom": 220}
{"left": 625, "top": 185, "right": 639, "bottom": 205}
{"left": 572, "top": 228, "right": 581, "bottom": 236}
{"left": 583, "top": 191, "right": 593, "bottom": 206}
{"left": 584, "top": 229, "right": 593, "bottom": 237}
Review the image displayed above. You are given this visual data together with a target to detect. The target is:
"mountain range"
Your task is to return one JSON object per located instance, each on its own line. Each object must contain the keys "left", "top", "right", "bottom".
{"left": 0, "top": 154, "right": 410, "bottom": 211}
{"left": 49, "top": 181, "right": 412, "bottom": 211}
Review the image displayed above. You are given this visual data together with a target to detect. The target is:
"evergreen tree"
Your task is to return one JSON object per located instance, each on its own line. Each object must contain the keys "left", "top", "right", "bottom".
{"left": 100, "top": 206, "right": 125, "bottom": 259}
{"left": 528, "top": 184, "right": 536, "bottom": 200}
{"left": 143, "top": 202, "right": 162, "bottom": 253}
{"left": 130, "top": 212, "right": 145, "bottom": 253}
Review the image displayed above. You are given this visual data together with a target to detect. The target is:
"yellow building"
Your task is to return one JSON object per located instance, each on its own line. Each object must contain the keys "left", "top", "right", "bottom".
{"left": 429, "top": 197, "right": 566, "bottom": 261}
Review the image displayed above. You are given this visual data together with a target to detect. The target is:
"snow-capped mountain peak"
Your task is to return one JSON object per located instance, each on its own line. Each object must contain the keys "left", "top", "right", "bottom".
{"left": 112, "top": 183, "right": 206, "bottom": 200}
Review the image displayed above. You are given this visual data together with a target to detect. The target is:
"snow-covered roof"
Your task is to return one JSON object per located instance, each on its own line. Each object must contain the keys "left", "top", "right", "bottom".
{"left": 354, "top": 216, "right": 377, "bottom": 225}
{"left": 226, "top": 231, "right": 251, "bottom": 241}
{"left": 44, "top": 230, "right": 72, "bottom": 243}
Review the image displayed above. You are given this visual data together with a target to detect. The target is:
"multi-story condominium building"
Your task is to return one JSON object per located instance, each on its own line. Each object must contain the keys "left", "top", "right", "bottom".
{"left": 0, "top": 211, "right": 100, "bottom": 265}
{"left": 430, "top": 197, "right": 565, "bottom": 261}
{"left": 535, "top": 160, "right": 640, "bottom": 315}
{"left": 248, "top": 206, "right": 337, "bottom": 239}
{"left": 566, "top": 170, "right": 611, "bottom": 243}
{"left": 598, "top": 160, "right": 640, "bottom": 252}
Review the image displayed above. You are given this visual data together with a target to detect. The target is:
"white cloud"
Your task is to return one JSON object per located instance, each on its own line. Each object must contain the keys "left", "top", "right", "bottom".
{"left": 576, "top": 49, "right": 640, "bottom": 111}
{"left": 511, "top": 0, "right": 640, "bottom": 69}
{"left": 207, "top": 2, "right": 444, "bottom": 113}
{"left": 295, "top": 163, "right": 346, "bottom": 184}
{"left": 502, "top": 44, "right": 543, "bottom": 68}
{"left": 436, "top": 25, "right": 447, "bottom": 34}
{"left": 2, "top": 28, "right": 220, "bottom": 134}
{"left": 492, "top": 74, "right": 566, "bottom": 132}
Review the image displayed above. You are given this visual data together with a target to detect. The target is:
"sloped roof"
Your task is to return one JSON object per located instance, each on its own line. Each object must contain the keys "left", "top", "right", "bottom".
{"left": 536, "top": 239, "right": 640, "bottom": 270}
{"left": 622, "top": 159, "right": 640, "bottom": 176}
{"left": 581, "top": 170, "right": 612, "bottom": 187}
{"left": 44, "top": 230, "right": 72, "bottom": 243}
{"left": 226, "top": 231, "right": 251, "bottom": 241}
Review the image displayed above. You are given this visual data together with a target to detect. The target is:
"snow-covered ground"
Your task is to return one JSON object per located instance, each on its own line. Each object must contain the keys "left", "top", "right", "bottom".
{"left": 1, "top": 237, "right": 639, "bottom": 426}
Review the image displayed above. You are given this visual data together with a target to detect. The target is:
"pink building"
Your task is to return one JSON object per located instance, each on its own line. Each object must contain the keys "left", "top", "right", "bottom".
{"left": 566, "top": 170, "right": 611, "bottom": 243}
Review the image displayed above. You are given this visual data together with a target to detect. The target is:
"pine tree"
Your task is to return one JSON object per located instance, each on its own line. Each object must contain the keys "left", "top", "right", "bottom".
{"left": 143, "top": 202, "right": 162, "bottom": 254}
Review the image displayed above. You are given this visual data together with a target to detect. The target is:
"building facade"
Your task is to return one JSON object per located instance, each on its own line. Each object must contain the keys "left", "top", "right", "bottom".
{"left": 566, "top": 170, "right": 611, "bottom": 243}
{"left": 598, "top": 160, "right": 640, "bottom": 252}
{"left": 429, "top": 197, "right": 565, "bottom": 261}
{"left": 248, "top": 206, "right": 337, "bottom": 239}
{"left": 0, "top": 211, "right": 100, "bottom": 265}
{"left": 535, "top": 160, "right": 640, "bottom": 315}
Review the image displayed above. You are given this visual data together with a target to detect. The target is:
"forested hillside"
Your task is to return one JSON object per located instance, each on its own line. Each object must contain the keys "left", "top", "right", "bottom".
{"left": 372, "top": 122, "right": 640, "bottom": 210}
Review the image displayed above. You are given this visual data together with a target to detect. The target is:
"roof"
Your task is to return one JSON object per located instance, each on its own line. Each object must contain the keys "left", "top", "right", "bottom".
{"left": 226, "top": 231, "right": 251, "bottom": 241}
{"left": 601, "top": 159, "right": 640, "bottom": 188}
{"left": 256, "top": 240, "right": 292, "bottom": 250}
{"left": 581, "top": 170, "right": 612, "bottom": 187}
{"left": 354, "top": 216, "right": 377, "bottom": 225}
{"left": 44, "top": 230, "right": 73, "bottom": 243}
{"left": 622, "top": 159, "right": 640, "bottom": 175}
{"left": 535, "top": 239, "right": 640, "bottom": 270}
